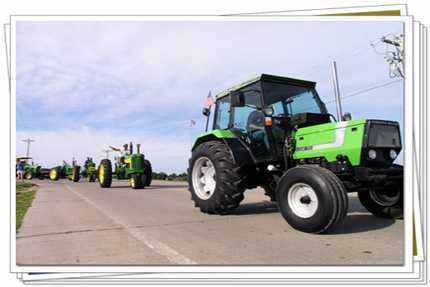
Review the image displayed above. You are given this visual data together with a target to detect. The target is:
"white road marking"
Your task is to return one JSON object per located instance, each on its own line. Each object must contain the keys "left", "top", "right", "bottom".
{"left": 64, "top": 184, "right": 196, "bottom": 265}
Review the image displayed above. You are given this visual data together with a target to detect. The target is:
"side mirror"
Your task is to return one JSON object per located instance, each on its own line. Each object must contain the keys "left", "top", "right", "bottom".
{"left": 230, "top": 91, "right": 245, "bottom": 108}
{"left": 202, "top": 107, "right": 211, "bottom": 116}
{"left": 342, "top": 112, "right": 352, "bottom": 121}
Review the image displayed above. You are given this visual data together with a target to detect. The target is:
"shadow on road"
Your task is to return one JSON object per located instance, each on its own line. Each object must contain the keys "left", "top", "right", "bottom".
{"left": 231, "top": 201, "right": 279, "bottom": 216}
{"left": 96, "top": 183, "right": 188, "bottom": 189}
{"left": 331, "top": 213, "right": 398, "bottom": 235}
{"left": 148, "top": 184, "right": 189, "bottom": 189}
{"left": 226, "top": 199, "right": 399, "bottom": 235}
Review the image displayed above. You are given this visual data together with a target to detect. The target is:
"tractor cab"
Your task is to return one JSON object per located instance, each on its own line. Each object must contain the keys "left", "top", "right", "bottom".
{"left": 215, "top": 74, "right": 331, "bottom": 163}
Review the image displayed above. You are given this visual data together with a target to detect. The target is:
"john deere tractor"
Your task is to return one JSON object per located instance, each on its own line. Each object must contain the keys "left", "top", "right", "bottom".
{"left": 16, "top": 157, "right": 45, "bottom": 180}
{"left": 188, "top": 74, "right": 403, "bottom": 234}
{"left": 81, "top": 158, "right": 97, "bottom": 182}
{"left": 24, "top": 164, "right": 46, "bottom": 180}
{"left": 50, "top": 160, "right": 80, "bottom": 182}
{"left": 98, "top": 143, "right": 152, "bottom": 189}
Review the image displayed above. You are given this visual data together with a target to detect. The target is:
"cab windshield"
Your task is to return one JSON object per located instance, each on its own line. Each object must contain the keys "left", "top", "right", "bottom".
{"left": 261, "top": 81, "right": 327, "bottom": 117}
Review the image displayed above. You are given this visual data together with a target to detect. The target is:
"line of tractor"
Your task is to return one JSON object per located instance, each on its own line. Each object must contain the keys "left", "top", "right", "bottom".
{"left": 18, "top": 142, "right": 153, "bottom": 190}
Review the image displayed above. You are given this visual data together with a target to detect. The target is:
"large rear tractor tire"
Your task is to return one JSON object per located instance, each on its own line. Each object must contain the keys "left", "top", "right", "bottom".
{"left": 277, "top": 165, "right": 348, "bottom": 234}
{"left": 99, "top": 159, "right": 112, "bottom": 188}
{"left": 72, "top": 166, "right": 80, "bottom": 182}
{"left": 187, "top": 141, "right": 247, "bottom": 214}
{"left": 49, "top": 167, "right": 60, "bottom": 181}
{"left": 358, "top": 180, "right": 403, "bottom": 219}
{"left": 144, "top": 160, "right": 152, "bottom": 187}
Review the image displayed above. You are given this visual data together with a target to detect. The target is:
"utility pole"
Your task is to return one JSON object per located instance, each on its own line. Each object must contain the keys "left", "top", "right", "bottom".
{"left": 22, "top": 138, "right": 34, "bottom": 159}
{"left": 102, "top": 149, "right": 113, "bottom": 159}
{"left": 190, "top": 119, "right": 196, "bottom": 149}
{"left": 373, "top": 34, "right": 404, "bottom": 78}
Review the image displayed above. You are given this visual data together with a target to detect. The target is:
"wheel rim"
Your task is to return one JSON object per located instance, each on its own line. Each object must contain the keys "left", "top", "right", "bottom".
{"left": 26, "top": 173, "right": 32, "bottom": 179}
{"left": 99, "top": 165, "right": 104, "bottom": 183}
{"left": 288, "top": 183, "right": 318, "bottom": 218}
{"left": 192, "top": 157, "right": 216, "bottom": 200}
{"left": 50, "top": 169, "right": 56, "bottom": 179}
{"left": 131, "top": 177, "right": 135, "bottom": 188}
{"left": 369, "top": 188, "right": 400, "bottom": 206}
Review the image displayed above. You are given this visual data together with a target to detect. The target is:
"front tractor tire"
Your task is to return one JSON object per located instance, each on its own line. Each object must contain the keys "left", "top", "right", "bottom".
{"left": 358, "top": 180, "right": 403, "bottom": 219}
{"left": 130, "top": 174, "right": 145, "bottom": 189}
{"left": 187, "top": 141, "right": 247, "bottom": 214}
{"left": 99, "top": 159, "right": 112, "bottom": 188}
{"left": 88, "top": 174, "right": 96, "bottom": 182}
{"left": 277, "top": 165, "right": 348, "bottom": 234}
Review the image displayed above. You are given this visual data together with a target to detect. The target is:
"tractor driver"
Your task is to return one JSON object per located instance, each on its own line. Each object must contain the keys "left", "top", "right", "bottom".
{"left": 84, "top": 157, "right": 92, "bottom": 169}
{"left": 61, "top": 160, "right": 68, "bottom": 172}
{"left": 109, "top": 143, "right": 130, "bottom": 164}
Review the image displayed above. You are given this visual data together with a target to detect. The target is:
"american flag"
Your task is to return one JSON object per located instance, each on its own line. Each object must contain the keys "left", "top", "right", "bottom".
{"left": 203, "top": 91, "right": 215, "bottom": 108}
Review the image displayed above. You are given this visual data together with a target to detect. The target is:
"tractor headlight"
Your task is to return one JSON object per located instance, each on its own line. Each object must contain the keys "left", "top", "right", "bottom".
{"left": 264, "top": 107, "right": 274, "bottom": 117}
{"left": 389, "top": 149, "right": 398, "bottom": 160}
{"left": 368, "top": 149, "right": 377, "bottom": 160}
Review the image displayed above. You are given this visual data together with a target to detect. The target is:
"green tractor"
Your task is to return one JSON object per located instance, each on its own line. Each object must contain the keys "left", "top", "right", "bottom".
{"left": 81, "top": 157, "right": 98, "bottom": 182}
{"left": 188, "top": 74, "right": 403, "bottom": 234}
{"left": 98, "top": 143, "right": 152, "bottom": 189}
{"left": 24, "top": 164, "right": 46, "bottom": 180}
{"left": 16, "top": 157, "right": 46, "bottom": 180}
{"left": 50, "top": 159, "right": 81, "bottom": 182}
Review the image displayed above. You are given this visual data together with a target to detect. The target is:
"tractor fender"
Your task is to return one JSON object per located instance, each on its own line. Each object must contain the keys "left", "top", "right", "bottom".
{"left": 192, "top": 130, "right": 255, "bottom": 165}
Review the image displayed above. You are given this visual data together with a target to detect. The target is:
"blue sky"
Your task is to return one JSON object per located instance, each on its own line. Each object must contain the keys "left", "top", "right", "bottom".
{"left": 14, "top": 18, "right": 404, "bottom": 174}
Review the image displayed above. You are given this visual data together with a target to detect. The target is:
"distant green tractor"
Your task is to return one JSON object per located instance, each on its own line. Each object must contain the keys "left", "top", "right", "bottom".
{"left": 16, "top": 157, "right": 45, "bottom": 180}
{"left": 98, "top": 143, "right": 152, "bottom": 189}
{"left": 24, "top": 165, "right": 46, "bottom": 180}
{"left": 50, "top": 160, "right": 80, "bottom": 182}
{"left": 81, "top": 158, "right": 98, "bottom": 182}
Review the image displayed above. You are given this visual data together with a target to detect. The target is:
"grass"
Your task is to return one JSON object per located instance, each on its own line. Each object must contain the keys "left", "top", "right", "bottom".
{"left": 16, "top": 182, "right": 38, "bottom": 230}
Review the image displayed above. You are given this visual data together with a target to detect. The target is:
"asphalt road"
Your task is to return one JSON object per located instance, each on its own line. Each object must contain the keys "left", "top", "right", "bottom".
{"left": 16, "top": 179, "right": 404, "bottom": 266}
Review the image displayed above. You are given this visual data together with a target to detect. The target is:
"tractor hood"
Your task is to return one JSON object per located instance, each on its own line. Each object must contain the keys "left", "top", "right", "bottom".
{"left": 294, "top": 119, "right": 367, "bottom": 165}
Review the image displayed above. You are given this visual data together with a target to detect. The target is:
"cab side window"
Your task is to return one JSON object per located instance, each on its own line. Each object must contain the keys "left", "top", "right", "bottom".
{"left": 230, "top": 84, "right": 271, "bottom": 161}
{"left": 214, "top": 96, "right": 230, "bottom": 130}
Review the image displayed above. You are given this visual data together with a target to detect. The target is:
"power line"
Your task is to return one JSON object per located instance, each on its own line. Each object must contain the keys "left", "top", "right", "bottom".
{"left": 324, "top": 79, "right": 403, "bottom": 105}
{"left": 313, "top": 56, "right": 384, "bottom": 85}
{"left": 145, "top": 142, "right": 190, "bottom": 153}
{"left": 296, "top": 30, "right": 403, "bottom": 78}
{"left": 16, "top": 107, "right": 32, "bottom": 139}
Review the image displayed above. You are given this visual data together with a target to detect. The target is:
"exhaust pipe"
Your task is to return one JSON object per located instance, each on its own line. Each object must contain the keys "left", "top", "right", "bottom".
{"left": 331, "top": 61, "right": 343, "bottom": 121}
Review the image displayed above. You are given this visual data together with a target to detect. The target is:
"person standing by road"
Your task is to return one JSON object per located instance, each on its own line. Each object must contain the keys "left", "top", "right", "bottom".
{"left": 17, "top": 160, "right": 25, "bottom": 182}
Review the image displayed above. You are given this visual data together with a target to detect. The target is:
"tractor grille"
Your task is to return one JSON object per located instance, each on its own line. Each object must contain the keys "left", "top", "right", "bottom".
{"left": 368, "top": 123, "right": 401, "bottom": 148}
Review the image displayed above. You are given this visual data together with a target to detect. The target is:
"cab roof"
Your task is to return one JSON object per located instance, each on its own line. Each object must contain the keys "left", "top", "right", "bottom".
{"left": 215, "top": 74, "right": 317, "bottom": 100}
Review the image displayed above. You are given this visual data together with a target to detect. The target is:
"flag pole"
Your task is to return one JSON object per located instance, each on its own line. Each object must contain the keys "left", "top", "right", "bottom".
{"left": 204, "top": 106, "right": 211, "bottom": 132}
{"left": 203, "top": 91, "right": 214, "bottom": 132}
